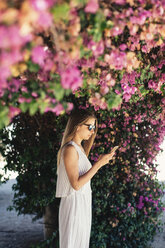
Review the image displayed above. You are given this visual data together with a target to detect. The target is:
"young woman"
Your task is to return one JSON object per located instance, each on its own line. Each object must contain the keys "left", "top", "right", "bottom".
{"left": 55, "top": 108, "right": 119, "bottom": 248}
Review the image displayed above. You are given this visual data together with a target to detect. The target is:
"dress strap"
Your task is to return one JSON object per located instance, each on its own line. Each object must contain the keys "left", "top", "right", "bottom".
{"left": 66, "top": 141, "right": 80, "bottom": 154}
{"left": 69, "top": 141, "right": 86, "bottom": 156}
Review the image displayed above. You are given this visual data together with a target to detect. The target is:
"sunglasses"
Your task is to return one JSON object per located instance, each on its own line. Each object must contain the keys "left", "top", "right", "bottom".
{"left": 84, "top": 124, "right": 96, "bottom": 131}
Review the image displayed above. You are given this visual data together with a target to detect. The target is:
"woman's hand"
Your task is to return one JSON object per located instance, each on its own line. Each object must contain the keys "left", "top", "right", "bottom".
{"left": 97, "top": 146, "right": 119, "bottom": 168}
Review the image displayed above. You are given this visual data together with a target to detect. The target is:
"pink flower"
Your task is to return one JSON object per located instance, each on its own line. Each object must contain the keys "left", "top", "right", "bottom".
{"left": 18, "top": 97, "right": 31, "bottom": 103}
{"left": 8, "top": 106, "right": 21, "bottom": 120}
{"left": 115, "top": 89, "right": 122, "bottom": 95}
{"left": 148, "top": 80, "right": 157, "bottom": 90}
{"left": 66, "top": 103, "right": 74, "bottom": 113}
{"left": 89, "top": 93, "right": 107, "bottom": 110}
{"left": 45, "top": 103, "right": 64, "bottom": 115}
{"left": 0, "top": 66, "right": 11, "bottom": 81}
{"left": 8, "top": 79, "right": 24, "bottom": 92}
{"left": 30, "top": 0, "right": 54, "bottom": 11}
{"left": 78, "top": 57, "right": 96, "bottom": 69}
{"left": 87, "top": 40, "right": 104, "bottom": 57}
{"left": 31, "top": 46, "right": 48, "bottom": 66}
{"left": 1, "top": 50, "right": 23, "bottom": 67}
{"left": 119, "top": 44, "right": 127, "bottom": 51}
{"left": 0, "top": 79, "right": 8, "bottom": 92}
{"left": 0, "top": 25, "right": 31, "bottom": 49}
{"left": 43, "top": 58, "right": 54, "bottom": 71}
{"left": 53, "top": 103, "right": 64, "bottom": 115}
{"left": 111, "top": 25, "right": 124, "bottom": 36}
{"left": 100, "top": 85, "right": 109, "bottom": 95}
{"left": 130, "top": 9, "right": 151, "bottom": 25}
{"left": 137, "top": 201, "right": 144, "bottom": 210}
{"left": 60, "top": 66, "right": 83, "bottom": 91}
{"left": 38, "top": 11, "right": 53, "bottom": 28}
{"left": 84, "top": 0, "right": 99, "bottom": 14}
{"left": 158, "top": 60, "right": 165, "bottom": 69}
{"left": 32, "top": 92, "right": 38, "bottom": 97}
{"left": 105, "top": 50, "right": 127, "bottom": 70}
{"left": 114, "top": 0, "right": 126, "bottom": 4}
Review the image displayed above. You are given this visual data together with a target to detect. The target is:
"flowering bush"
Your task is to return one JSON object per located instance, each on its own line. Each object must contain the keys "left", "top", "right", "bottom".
{"left": 89, "top": 93, "right": 165, "bottom": 247}
{"left": 0, "top": 90, "right": 165, "bottom": 247}
{"left": 0, "top": 0, "right": 165, "bottom": 247}
{"left": 0, "top": 0, "right": 165, "bottom": 130}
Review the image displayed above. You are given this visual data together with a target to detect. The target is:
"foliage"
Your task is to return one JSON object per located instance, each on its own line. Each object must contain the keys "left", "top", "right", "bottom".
{"left": 0, "top": 111, "right": 64, "bottom": 219}
{"left": 30, "top": 231, "right": 59, "bottom": 248}
{"left": 89, "top": 94, "right": 165, "bottom": 247}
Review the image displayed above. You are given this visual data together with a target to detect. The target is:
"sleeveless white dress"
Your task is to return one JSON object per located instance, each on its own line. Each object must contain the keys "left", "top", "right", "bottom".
{"left": 55, "top": 140, "right": 92, "bottom": 248}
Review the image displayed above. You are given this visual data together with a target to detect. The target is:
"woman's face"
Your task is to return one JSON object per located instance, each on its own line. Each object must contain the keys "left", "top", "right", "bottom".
{"left": 77, "top": 117, "right": 96, "bottom": 140}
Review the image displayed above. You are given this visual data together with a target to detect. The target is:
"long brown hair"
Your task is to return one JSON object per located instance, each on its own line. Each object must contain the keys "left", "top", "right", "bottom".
{"left": 57, "top": 108, "right": 98, "bottom": 170}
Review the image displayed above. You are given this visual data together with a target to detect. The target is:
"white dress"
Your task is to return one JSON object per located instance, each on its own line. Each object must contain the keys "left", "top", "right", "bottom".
{"left": 55, "top": 140, "right": 92, "bottom": 248}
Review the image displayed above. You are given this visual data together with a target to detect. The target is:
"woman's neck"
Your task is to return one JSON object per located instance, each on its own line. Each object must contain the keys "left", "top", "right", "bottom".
{"left": 71, "top": 137, "right": 82, "bottom": 147}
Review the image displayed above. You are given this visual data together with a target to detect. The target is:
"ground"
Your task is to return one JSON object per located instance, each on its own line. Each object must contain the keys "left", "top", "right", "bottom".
{"left": 0, "top": 179, "right": 43, "bottom": 248}
{"left": 0, "top": 179, "right": 165, "bottom": 248}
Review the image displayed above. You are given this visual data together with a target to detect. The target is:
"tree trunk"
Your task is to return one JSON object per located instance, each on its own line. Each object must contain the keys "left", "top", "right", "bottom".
{"left": 43, "top": 199, "right": 60, "bottom": 239}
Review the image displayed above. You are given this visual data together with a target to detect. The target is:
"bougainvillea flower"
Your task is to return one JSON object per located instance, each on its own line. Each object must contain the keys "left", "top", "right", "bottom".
{"left": 30, "top": 0, "right": 54, "bottom": 11}
{"left": 113, "top": 0, "right": 126, "bottom": 4}
{"left": 0, "top": 66, "right": 11, "bottom": 81}
{"left": 105, "top": 50, "right": 127, "bottom": 70}
{"left": 119, "top": 44, "right": 127, "bottom": 51}
{"left": 60, "top": 66, "right": 83, "bottom": 91}
{"left": 111, "top": 25, "right": 124, "bottom": 36}
{"left": 8, "top": 106, "right": 21, "bottom": 120}
{"left": 0, "top": 25, "right": 30, "bottom": 49}
{"left": 38, "top": 11, "right": 53, "bottom": 27}
{"left": 130, "top": 9, "right": 151, "bottom": 25}
{"left": 31, "top": 46, "right": 48, "bottom": 66}
{"left": 148, "top": 80, "right": 157, "bottom": 90}
{"left": 84, "top": 0, "right": 99, "bottom": 13}
{"left": 87, "top": 40, "right": 104, "bottom": 57}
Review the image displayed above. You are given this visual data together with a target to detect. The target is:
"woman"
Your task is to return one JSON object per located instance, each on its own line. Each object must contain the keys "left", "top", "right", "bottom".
{"left": 55, "top": 108, "right": 118, "bottom": 248}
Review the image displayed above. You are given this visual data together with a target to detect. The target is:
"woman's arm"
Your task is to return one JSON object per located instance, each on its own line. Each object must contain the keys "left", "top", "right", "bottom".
{"left": 63, "top": 145, "right": 115, "bottom": 191}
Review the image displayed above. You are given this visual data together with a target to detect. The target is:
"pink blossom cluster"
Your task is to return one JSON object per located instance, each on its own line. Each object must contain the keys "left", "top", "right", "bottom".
{"left": 120, "top": 72, "right": 140, "bottom": 102}
{"left": 0, "top": 25, "right": 31, "bottom": 95}
{"left": 0, "top": 0, "right": 165, "bottom": 125}
{"left": 84, "top": 0, "right": 99, "bottom": 14}
{"left": 30, "top": 0, "right": 53, "bottom": 28}
{"left": 104, "top": 50, "right": 127, "bottom": 70}
{"left": 87, "top": 40, "right": 104, "bottom": 57}
{"left": 60, "top": 66, "right": 83, "bottom": 91}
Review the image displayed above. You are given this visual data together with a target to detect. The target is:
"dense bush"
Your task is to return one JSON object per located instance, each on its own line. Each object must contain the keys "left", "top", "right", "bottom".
{"left": 90, "top": 94, "right": 165, "bottom": 247}
{"left": 0, "top": 92, "right": 165, "bottom": 247}
{"left": 1, "top": 2, "right": 165, "bottom": 246}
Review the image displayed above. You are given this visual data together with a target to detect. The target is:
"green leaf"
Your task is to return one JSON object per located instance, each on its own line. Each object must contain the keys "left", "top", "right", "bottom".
{"left": 27, "top": 61, "right": 40, "bottom": 73}
{"left": 51, "top": 3, "right": 70, "bottom": 22}
{"left": 29, "top": 101, "right": 39, "bottom": 115}
{"left": 80, "top": 45, "right": 93, "bottom": 59}
{"left": 0, "top": 106, "right": 10, "bottom": 129}
{"left": 39, "top": 101, "right": 49, "bottom": 114}
{"left": 107, "top": 93, "right": 122, "bottom": 110}
{"left": 19, "top": 102, "right": 29, "bottom": 113}
{"left": 53, "top": 83, "right": 65, "bottom": 101}
{"left": 139, "top": 85, "right": 149, "bottom": 96}
{"left": 160, "top": 84, "right": 165, "bottom": 95}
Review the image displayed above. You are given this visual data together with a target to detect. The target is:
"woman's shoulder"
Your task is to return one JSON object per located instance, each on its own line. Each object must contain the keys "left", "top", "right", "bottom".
{"left": 63, "top": 142, "right": 78, "bottom": 156}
